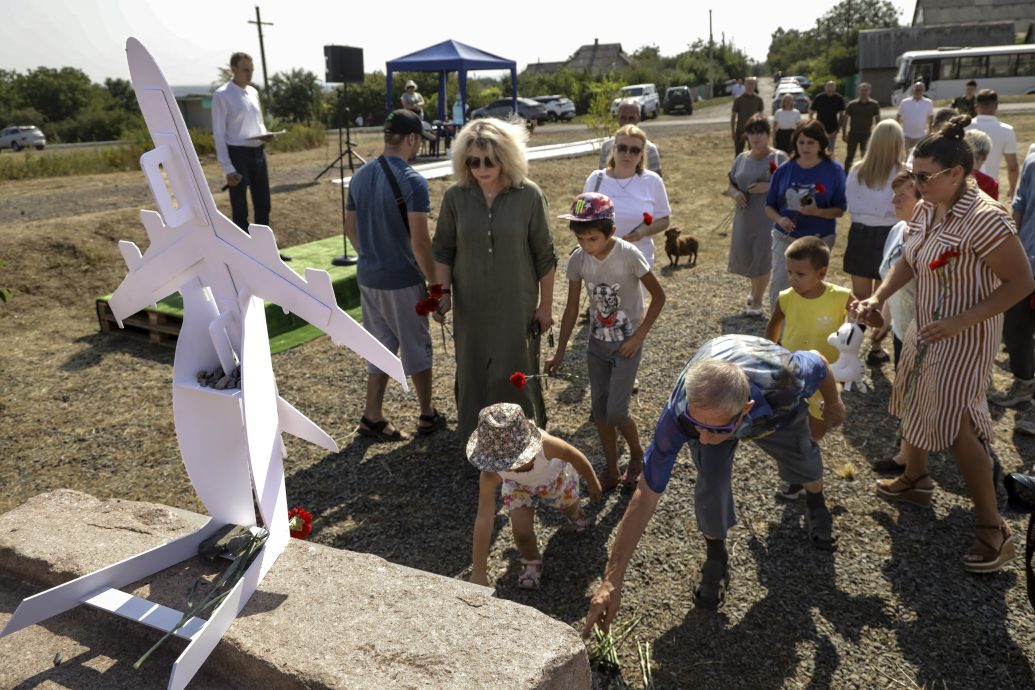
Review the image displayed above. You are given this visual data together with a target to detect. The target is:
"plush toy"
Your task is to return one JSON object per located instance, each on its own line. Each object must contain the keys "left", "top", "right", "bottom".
{"left": 827, "top": 322, "right": 868, "bottom": 393}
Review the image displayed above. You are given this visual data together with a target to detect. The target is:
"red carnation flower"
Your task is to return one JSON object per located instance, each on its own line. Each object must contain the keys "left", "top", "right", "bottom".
{"left": 929, "top": 257, "right": 946, "bottom": 271}
{"left": 509, "top": 371, "right": 527, "bottom": 389}
{"left": 643, "top": 212, "right": 653, "bottom": 225}
{"left": 428, "top": 283, "right": 445, "bottom": 299}
{"left": 287, "top": 506, "right": 312, "bottom": 539}
{"left": 415, "top": 297, "right": 439, "bottom": 316}
{"left": 940, "top": 250, "right": 961, "bottom": 264}
{"left": 814, "top": 183, "right": 826, "bottom": 194}
{"left": 769, "top": 161, "right": 778, "bottom": 173}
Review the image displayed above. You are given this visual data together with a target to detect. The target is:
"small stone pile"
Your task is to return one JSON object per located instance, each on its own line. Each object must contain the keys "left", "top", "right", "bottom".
{"left": 196, "top": 365, "right": 241, "bottom": 390}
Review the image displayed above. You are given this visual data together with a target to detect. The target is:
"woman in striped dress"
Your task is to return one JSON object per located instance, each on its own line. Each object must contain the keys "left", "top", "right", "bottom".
{"left": 852, "top": 116, "right": 1035, "bottom": 573}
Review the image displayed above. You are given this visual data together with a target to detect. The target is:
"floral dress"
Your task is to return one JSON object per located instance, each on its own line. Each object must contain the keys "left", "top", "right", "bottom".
{"left": 890, "top": 183, "right": 1017, "bottom": 450}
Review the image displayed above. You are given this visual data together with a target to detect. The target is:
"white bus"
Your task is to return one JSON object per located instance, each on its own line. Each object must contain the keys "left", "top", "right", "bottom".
{"left": 891, "top": 44, "right": 1035, "bottom": 105}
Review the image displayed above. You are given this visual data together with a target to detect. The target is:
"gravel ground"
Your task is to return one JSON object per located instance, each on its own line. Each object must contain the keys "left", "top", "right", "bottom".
{"left": 2, "top": 121, "right": 1035, "bottom": 689}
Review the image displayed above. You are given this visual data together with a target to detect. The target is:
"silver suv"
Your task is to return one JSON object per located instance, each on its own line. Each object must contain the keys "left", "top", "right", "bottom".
{"left": 0, "top": 126, "right": 46, "bottom": 151}
{"left": 609, "top": 84, "right": 660, "bottom": 119}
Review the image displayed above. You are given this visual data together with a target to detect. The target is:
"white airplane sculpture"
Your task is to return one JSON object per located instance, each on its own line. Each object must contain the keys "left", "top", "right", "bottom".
{"left": 0, "top": 37, "right": 406, "bottom": 689}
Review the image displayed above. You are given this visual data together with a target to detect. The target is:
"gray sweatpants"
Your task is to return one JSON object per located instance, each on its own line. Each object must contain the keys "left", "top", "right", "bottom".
{"left": 689, "top": 408, "right": 823, "bottom": 539}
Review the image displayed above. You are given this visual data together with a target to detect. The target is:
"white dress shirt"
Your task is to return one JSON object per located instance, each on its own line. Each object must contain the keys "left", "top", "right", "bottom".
{"left": 211, "top": 80, "right": 267, "bottom": 175}
{"left": 967, "top": 114, "right": 1018, "bottom": 177}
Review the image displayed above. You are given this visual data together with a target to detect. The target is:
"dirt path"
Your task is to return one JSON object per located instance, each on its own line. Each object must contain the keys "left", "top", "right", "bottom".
{"left": 2, "top": 122, "right": 1035, "bottom": 689}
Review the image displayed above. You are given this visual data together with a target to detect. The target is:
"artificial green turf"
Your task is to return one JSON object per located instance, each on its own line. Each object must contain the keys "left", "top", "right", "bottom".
{"left": 97, "top": 235, "right": 361, "bottom": 354}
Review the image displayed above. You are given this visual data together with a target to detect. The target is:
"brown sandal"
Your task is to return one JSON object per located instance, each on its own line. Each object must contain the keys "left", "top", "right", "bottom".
{"left": 963, "top": 523, "right": 1016, "bottom": 573}
{"left": 876, "top": 472, "right": 933, "bottom": 506}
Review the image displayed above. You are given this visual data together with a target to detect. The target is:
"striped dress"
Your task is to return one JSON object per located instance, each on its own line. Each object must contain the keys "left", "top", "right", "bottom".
{"left": 890, "top": 182, "right": 1017, "bottom": 450}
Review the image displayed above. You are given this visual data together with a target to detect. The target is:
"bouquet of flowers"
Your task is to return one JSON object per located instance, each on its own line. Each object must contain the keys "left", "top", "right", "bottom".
{"left": 415, "top": 283, "right": 450, "bottom": 350}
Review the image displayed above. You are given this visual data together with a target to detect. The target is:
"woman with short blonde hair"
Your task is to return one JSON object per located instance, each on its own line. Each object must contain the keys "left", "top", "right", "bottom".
{"left": 434, "top": 116, "right": 556, "bottom": 441}
{"left": 450, "top": 118, "right": 529, "bottom": 189}
{"left": 585, "top": 124, "right": 671, "bottom": 266}
{"left": 606, "top": 124, "right": 648, "bottom": 174}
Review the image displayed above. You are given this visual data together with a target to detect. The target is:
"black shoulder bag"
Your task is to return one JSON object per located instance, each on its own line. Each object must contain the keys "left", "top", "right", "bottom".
{"left": 376, "top": 155, "right": 410, "bottom": 232}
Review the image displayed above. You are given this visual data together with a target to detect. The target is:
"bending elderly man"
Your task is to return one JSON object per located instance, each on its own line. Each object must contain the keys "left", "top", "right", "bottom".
{"left": 584, "top": 334, "right": 845, "bottom": 631}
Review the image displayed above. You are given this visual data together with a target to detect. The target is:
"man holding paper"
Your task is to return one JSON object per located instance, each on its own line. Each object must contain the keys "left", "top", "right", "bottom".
{"left": 212, "top": 52, "right": 279, "bottom": 238}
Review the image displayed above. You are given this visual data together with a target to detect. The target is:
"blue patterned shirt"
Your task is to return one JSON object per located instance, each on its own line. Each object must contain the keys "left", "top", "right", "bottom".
{"left": 642, "top": 335, "right": 828, "bottom": 493}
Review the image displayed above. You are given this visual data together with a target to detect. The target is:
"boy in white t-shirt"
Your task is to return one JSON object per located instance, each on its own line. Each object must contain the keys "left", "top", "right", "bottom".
{"left": 547, "top": 193, "right": 666, "bottom": 491}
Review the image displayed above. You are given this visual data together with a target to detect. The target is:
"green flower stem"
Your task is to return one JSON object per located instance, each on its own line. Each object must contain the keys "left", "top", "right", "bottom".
{"left": 133, "top": 528, "right": 269, "bottom": 670}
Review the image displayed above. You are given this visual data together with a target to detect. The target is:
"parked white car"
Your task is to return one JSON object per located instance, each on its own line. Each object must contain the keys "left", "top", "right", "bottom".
{"left": 531, "top": 95, "right": 576, "bottom": 121}
{"left": 0, "top": 126, "right": 46, "bottom": 151}
{"left": 609, "top": 83, "right": 660, "bottom": 119}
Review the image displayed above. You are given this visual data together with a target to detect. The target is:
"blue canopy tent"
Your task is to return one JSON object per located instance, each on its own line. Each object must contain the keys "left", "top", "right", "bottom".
{"left": 386, "top": 40, "right": 517, "bottom": 124}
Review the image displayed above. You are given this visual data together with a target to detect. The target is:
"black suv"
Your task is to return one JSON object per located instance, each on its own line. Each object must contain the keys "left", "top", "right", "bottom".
{"left": 663, "top": 86, "right": 693, "bottom": 115}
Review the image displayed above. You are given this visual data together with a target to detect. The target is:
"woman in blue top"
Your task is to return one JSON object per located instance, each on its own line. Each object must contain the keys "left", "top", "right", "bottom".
{"left": 764, "top": 120, "right": 847, "bottom": 312}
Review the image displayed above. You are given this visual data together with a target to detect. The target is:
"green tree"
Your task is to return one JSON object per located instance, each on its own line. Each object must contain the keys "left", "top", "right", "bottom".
{"left": 269, "top": 69, "right": 323, "bottom": 124}
{"left": 767, "top": 0, "right": 900, "bottom": 82}
{"left": 15, "top": 67, "right": 94, "bottom": 123}
{"left": 104, "top": 78, "right": 139, "bottom": 113}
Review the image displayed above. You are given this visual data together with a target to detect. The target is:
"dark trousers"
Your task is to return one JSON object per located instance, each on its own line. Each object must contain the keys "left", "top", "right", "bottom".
{"left": 734, "top": 131, "right": 747, "bottom": 156}
{"left": 227, "top": 144, "right": 271, "bottom": 232}
{"left": 844, "top": 131, "right": 871, "bottom": 171}
{"left": 1003, "top": 289, "right": 1035, "bottom": 380}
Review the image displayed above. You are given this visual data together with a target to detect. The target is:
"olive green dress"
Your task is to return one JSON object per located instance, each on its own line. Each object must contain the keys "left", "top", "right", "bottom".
{"left": 433, "top": 179, "right": 556, "bottom": 441}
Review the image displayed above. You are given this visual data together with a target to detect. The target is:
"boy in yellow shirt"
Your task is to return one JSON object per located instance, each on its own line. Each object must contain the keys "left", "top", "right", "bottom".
{"left": 766, "top": 236, "right": 851, "bottom": 447}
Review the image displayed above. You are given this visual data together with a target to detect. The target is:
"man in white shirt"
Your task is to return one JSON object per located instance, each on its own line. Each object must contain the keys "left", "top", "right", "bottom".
{"left": 896, "top": 81, "right": 934, "bottom": 149}
{"left": 212, "top": 52, "right": 279, "bottom": 242}
{"left": 599, "top": 100, "right": 662, "bottom": 175}
{"left": 967, "top": 89, "right": 1019, "bottom": 200}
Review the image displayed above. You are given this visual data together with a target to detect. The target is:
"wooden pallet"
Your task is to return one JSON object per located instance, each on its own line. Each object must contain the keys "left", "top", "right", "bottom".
{"left": 96, "top": 299, "right": 181, "bottom": 347}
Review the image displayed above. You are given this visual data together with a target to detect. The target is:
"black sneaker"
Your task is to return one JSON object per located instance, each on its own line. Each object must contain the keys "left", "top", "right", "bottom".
{"left": 870, "top": 457, "right": 905, "bottom": 474}
{"left": 775, "top": 482, "right": 805, "bottom": 502}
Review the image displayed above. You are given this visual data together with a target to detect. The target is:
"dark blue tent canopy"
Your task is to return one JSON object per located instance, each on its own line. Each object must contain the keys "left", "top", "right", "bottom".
{"left": 386, "top": 40, "right": 517, "bottom": 123}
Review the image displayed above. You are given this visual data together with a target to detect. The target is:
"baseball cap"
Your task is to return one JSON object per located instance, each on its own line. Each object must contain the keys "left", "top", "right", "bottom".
{"left": 557, "top": 192, "right": 615, "bottom": 222}
{"left": 384, "top": 109, "right": 436, "bottom": 142}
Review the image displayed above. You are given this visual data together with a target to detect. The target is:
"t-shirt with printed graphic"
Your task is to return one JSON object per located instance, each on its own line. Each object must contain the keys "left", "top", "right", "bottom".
{"left": 641, "top": 335, "right": 828, "bottom": 493}
{"left": 566, "top": 238, "right": 650, "bottom": 343}
{"left": 777, "top": 283, "right": 851, "bottom": 363}
{"left": 765, "top": 158, "right": 847, "bottom": 239}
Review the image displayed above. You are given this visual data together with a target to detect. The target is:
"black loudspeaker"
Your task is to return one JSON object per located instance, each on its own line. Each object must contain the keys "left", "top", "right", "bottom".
{"left": 324, "top": 45, "right": 364, "bottom": 84}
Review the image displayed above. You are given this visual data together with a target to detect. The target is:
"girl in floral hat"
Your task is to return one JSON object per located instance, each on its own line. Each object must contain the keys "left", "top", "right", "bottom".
{"left": 468, "top": 403, "right": 602, "bottom": 589}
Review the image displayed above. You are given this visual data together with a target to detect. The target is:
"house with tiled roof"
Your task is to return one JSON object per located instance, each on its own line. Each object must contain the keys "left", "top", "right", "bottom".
{"left": 523, "top": 39, "right": 633, "bottom": 75}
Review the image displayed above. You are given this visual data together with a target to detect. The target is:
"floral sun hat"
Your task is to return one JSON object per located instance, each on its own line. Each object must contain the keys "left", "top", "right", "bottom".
{"left": 557, "top": 192, "right": 615, "bottom": 222}
{"left": 466, "top": 403, "right": 543, "bottom": 472}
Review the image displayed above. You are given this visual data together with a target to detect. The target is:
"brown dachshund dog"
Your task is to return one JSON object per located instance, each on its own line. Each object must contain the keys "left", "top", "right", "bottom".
{"left": 664, "top": 228, "right": 698, "bottom": 267}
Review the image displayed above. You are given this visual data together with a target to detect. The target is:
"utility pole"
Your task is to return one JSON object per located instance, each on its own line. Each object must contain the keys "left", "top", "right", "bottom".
{"left": 248, "top": 6, "right": 273, "bottom": 109}
{"left": 708, "top": 9, "right": 714, "bottom": 98}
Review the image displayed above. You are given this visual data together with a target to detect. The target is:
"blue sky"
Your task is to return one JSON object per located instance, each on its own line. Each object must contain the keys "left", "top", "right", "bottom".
{"left": 2, "top": 0, "right": 916, "bottom": 86}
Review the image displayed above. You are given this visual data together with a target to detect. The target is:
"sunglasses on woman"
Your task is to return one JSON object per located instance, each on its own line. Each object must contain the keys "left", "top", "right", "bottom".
{"left": 615, "top": 143, "right": 643, "bottom": 156}
{"left": 466, "top": 156, "right": 497, "bottom": 169}
{"left": 908, "top": 168, "right": 951, "bottom": 185}
{"left": 680, "top": 408, "right": 744, "bottom": 435}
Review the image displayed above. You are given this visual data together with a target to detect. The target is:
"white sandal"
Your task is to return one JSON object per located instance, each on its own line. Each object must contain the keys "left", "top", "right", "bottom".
{"left": 517, "top": 559, "right": 543, "bottom": 589}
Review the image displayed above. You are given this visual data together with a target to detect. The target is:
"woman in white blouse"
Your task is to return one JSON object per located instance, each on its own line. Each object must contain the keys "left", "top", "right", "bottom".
{"left": 584, "top": 124, "right": 671, "bottom": 266}
{"left": 844, "top": 119, "right": 905, "bottom": 363}
{"left": 772, "top": 93, "right": 803, "bottom": 154}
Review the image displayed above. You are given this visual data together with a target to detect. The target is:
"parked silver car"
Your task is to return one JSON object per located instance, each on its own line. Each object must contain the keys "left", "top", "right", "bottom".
{"left": 771, "top": 83, "right": 811, "bottom": 114}
{"left": 0, "top": 126, "right": 46, "bottom": 151}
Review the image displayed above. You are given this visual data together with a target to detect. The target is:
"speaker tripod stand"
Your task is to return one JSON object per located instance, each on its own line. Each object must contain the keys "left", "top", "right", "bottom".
{"left": 317, "top": 83, "right": 362, "bottom": 266}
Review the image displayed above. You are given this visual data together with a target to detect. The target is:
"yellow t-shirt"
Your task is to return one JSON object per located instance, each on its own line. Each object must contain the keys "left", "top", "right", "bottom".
{"left": 778, "top": 283, "right": 851, "bottom": 419}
